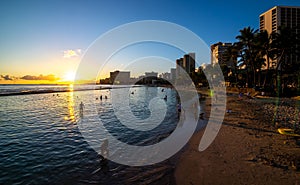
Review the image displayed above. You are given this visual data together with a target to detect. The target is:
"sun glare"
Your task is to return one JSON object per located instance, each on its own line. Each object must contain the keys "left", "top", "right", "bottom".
{"left": 63, "top": 71, "right": 76, "bottom": 82}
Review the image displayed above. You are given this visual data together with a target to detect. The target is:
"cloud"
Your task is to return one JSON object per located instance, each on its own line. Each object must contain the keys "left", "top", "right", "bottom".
{"left": 20, "top": 74, "right": 59, "bottom": 81}
{"left": 63, "top": 49, "right": 82, "bottom": 58}
{"left": 0, "top": 75, "right": 14, "bottom": 80}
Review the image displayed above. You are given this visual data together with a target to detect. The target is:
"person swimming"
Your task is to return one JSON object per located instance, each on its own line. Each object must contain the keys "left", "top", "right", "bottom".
{"left": 163, "top": 95, "right": 167, "bottom": 100}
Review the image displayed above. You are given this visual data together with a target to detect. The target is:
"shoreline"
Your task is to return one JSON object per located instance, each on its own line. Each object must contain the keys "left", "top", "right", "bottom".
{"left": 174, "top": 94, "right": 300, "bottom": 184}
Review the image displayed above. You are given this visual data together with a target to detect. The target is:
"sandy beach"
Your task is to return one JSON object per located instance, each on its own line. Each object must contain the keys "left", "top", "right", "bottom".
{"left": 175, "top": 94, "right": 300, "bottom": 185}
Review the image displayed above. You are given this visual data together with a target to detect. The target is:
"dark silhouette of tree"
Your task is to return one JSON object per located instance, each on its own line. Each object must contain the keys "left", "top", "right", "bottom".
{"left": 272, "top": 26, "right": 298, "bottom": 72}
{"left": 220, "top": 25, "right": 299, "bottom": 96}
{"left": 256, "top": 30, "right": 276, "bottom": 87}
{"left": 236, "top": 27, "right": 261, "bottom": 86}
{"left": 195, "top": 66, "right": 208, "bottom": 87}
{"left": 223, "top": 43, "right": 241, "bottom": 84}
{"left": 271, "top": 26, "right": 299, "bottom": 96}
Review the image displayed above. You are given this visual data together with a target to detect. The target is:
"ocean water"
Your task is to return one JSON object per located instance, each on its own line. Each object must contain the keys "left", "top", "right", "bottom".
{"left": 0, "top": 85, "right": 204, "bottom": 184}
{"left": 0, "top": 84, "right": 125, "bottom": 95}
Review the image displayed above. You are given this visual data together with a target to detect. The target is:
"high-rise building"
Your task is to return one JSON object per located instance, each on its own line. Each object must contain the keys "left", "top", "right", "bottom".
{"left": 183, "top": 53, "right": 196, "bottom": 74}
{"left": 211, "top": 42, "right": 235, "bottom": 67}
{"left": 144, "top": 72, "right": 158, "bottom": 84}
{"left": 260, "top": 6, "right": 300, "bottom": 34}
{"left": 176, "top": 53, "right": 196, "bottom": 77}
{"left": 259, "top": 6, "right": 300, "bottom": 69}
{"left": 176, "top": 58, "right": 184, "bottom": 77}
{"left": 159, "top": 72, "right": 171, "bottom": 80}
{"left": 110, "top": 70, "right": 130, "bottom": 84}
{"left": 145, "top": 72, "right": 158, "bottom": 77}
{"left": 170, "top": 68, "right": 176, "bottom": 81}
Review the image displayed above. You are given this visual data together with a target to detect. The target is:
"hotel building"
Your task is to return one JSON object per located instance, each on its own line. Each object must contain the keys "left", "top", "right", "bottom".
{"left": 259, "top": 6, "right": 300, "bottom": 69}
{"left": 176, "top": 53, "right": 196, "bottom": 77}
{"left": 211, "top": 42, "right": 235, "bottom": 67}
{"left": 110, "top": 70, "right": 130, "bottom": 84}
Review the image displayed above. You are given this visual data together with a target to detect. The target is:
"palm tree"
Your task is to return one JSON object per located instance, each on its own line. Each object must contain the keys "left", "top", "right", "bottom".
{"left": 223, "top": 43, "right": 240, "bottom": 84}
{"left": 272, "top": 26, "right": 297, "bottom": 72}
{"left": 271, "top": 26, "right": 298, "bottom": 96}
{"left": 236, "top": 27, "right": 260, "bottom": 87}
{"left": 252, "top": 50, "right": 266, "bottom": 86}
{"left": 256, "top": 30, "right": 276, "bottom": 87}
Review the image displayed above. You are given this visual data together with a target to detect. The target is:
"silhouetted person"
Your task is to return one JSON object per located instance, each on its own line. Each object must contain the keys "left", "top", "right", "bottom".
{"left": 199, "top": 113, "right": 204, "bottom": 120}
{"left": 193, "top": 101, "right": 198, "bottom": 120}
{"left": 238, "top": 92, "right": 243, "bottom": 100}
{"left": 177, "top": 103, "right": 182, "bottom": 118}
{"left": 79, "top": 101, "right": 84, "bottom": 117}
{"left": 100, "top": 95, "right": 103, "bottom": 100}
{"left": 105, "top": 95, "right": 107, "bottom": 99}
{"left": 101, "top": 139, "right": 109, "bottom": 158}
{"left": 177, "top": 105, "right": 185, "bottom": 127}
{"left": 100, "top": 139, "right": 109, "bottom": 173}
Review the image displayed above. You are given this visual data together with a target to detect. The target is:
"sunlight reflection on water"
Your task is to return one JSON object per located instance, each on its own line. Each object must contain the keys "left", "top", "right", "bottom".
{"left": 0, "top": 86, "right": 205, "bottom": 184}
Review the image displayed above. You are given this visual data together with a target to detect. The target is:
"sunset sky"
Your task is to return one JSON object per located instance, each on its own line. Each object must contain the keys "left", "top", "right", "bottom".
{"left": 0, "top": 0, "right": 299, "bottom": 84}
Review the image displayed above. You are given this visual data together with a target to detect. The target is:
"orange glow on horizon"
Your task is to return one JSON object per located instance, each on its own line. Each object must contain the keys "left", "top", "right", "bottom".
{"left": 0, "top": 70, "right": 105, "bottom": 85}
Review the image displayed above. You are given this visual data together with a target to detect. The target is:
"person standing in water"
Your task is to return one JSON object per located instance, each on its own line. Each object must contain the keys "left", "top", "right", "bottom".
{"left": 79, "top": 101, "right": 84, "bottom": 117}
{"left": 177, "top": 103, "right": 182, "bottom": 118}
{"left": 101, "top": 139, "right": 109, "bottom": 158}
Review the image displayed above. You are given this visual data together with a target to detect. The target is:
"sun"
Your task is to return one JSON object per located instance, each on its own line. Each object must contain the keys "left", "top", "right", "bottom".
{"left": 63, "top": 71, "right": 76, "bottom": 82}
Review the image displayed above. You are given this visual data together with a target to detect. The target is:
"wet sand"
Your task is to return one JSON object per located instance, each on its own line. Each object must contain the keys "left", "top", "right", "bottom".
{"left": 175, "top": 94, "right": 300, "bottom": 185}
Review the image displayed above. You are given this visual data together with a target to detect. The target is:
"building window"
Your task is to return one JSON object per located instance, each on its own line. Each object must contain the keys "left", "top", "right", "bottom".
{"left": 259, "top": 15, "right": 265, "bottom": 30}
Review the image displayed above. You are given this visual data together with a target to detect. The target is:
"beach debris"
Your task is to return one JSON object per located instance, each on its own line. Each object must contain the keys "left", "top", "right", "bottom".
{"left": 262, "top": 99, "right": 299, "bottom": 128}
{"left": 226, "top": 109, "right": 232, "bottom": 113}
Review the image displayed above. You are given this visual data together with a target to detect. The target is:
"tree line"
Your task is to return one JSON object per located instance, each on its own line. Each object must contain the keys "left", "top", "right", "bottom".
{"left": 194, "top": 26, "right": 299, "bottom": 97}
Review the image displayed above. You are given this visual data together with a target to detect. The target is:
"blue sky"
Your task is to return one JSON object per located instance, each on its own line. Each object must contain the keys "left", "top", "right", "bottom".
{"left": 0, "top": 0, "right": 299, "bottom": 82}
